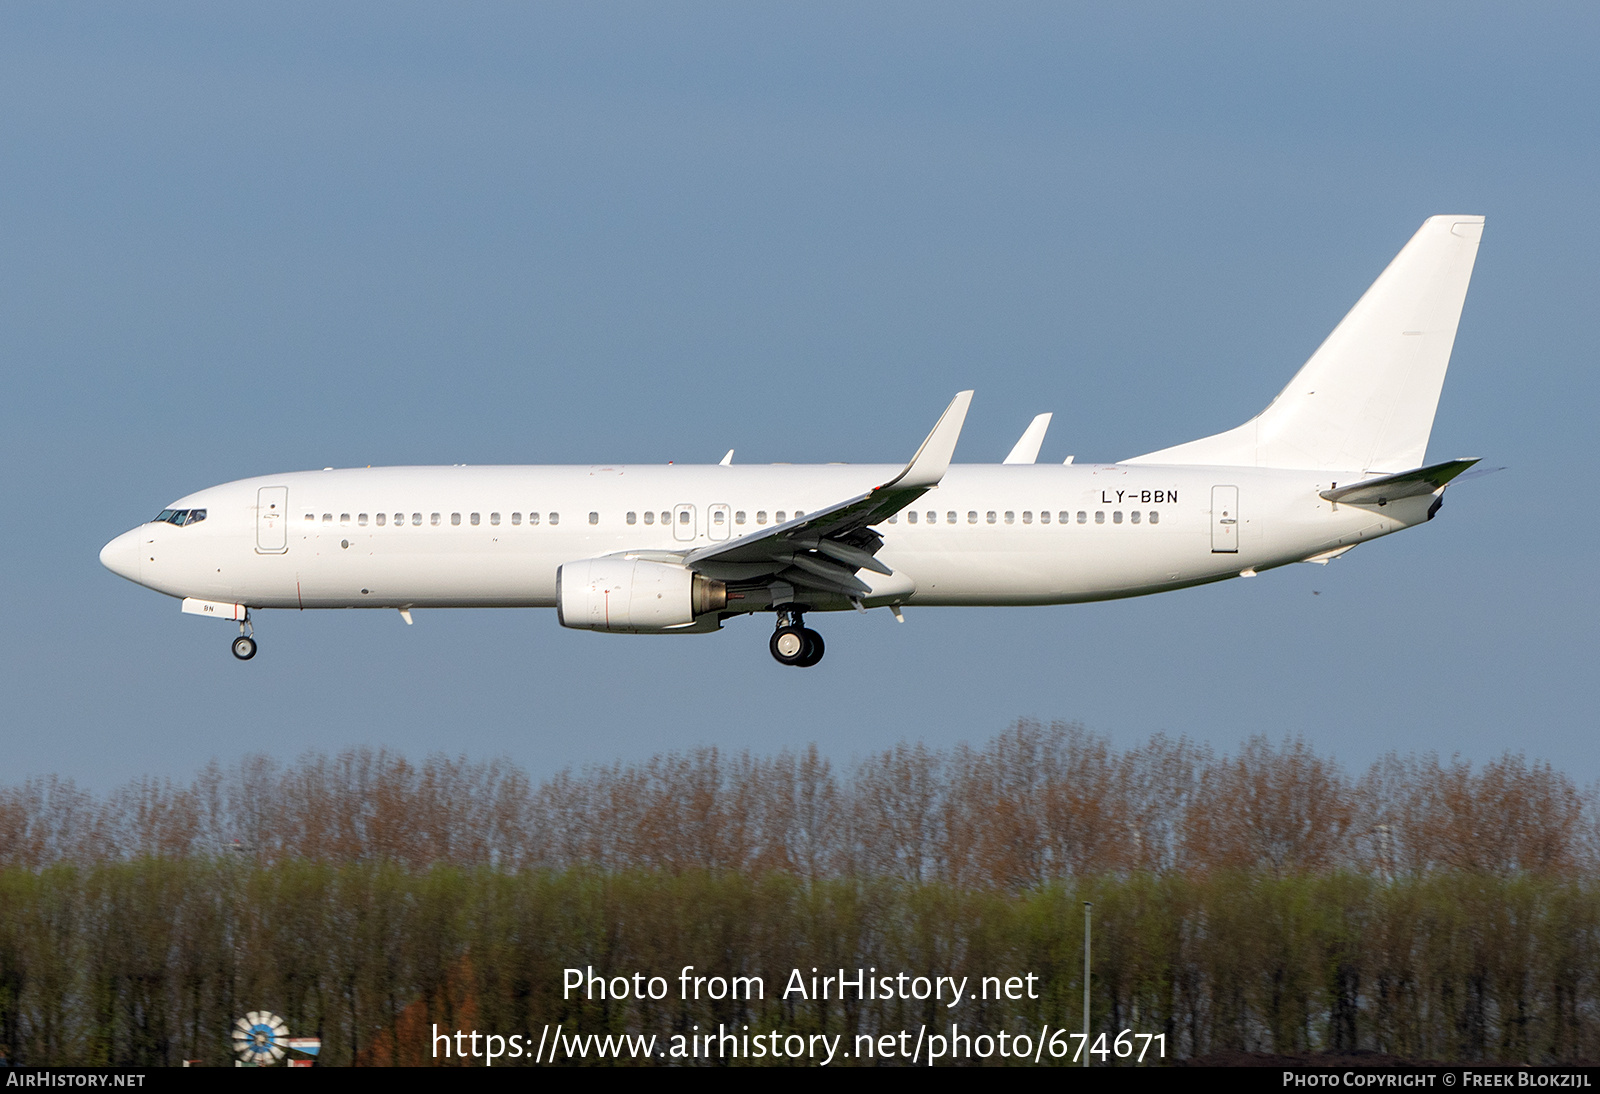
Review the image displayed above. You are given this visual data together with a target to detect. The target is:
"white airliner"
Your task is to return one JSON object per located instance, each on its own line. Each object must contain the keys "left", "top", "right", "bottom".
{"left": 101, "top": 215, "right": 1485, "bottom": 666}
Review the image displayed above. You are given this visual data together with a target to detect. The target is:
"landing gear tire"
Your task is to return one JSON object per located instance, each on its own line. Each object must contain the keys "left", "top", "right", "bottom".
{"left": 770, "top": 625, "right": 807, "bottom": 666}
{"left": 795, "top": 629, "right": 825, "bottom": 667}
{"left": 231, "top": 635, "right": 257, "bottom": 661}
{"left": 770, "top": 625, "right": 825, "bottom": 667}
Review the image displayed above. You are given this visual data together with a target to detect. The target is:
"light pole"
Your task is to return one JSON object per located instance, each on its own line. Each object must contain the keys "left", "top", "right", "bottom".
{"left": 1082, "top": 900, "right": 1092, "bottom": 1067}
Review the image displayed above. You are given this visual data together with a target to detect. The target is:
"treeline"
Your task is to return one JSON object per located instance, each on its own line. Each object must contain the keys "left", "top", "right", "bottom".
{"left": 0, "top": 867, "right": 1597, "bottom": 1065}
{"left": 2, "top": 721, "right": 1596, "bottom": 882}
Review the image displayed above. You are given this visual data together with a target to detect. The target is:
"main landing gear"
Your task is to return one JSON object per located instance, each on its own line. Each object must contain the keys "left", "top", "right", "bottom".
{"left": 231, "top": 611, "right": 257, "bottom": 661}
{"left": 769, "top": 609, "right": 825, "bottom": 668}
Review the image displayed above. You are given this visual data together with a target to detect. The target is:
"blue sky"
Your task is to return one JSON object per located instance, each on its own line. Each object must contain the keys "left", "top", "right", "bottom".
{"left": 2, "top": 3, "right": 1596, "bottom": 790}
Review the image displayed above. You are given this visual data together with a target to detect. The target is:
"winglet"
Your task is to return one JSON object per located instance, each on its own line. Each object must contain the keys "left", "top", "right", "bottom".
{"left": 880, "top": 390, "right": 974, "bottom": 491}
{"left": 1003, "top": 413, "right": 1052, "bottom": 464}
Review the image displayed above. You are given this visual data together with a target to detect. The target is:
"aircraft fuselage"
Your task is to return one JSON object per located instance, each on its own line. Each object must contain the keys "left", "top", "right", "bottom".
{"left": 100, "top": 461, "right": 1426, "bottom": 613}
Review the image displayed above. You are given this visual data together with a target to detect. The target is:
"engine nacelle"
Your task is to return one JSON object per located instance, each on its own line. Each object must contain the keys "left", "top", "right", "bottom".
{"left": 556, "top": 558, "right": 727, "bottom": 633}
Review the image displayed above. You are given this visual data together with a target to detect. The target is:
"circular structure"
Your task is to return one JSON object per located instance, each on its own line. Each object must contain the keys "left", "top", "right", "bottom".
{"left": 232, "top": 1011, "right": 288, "bottom": 1065}
{"left": 231, "top": 635, "right": 257, "bottom": 661}
{"left": 795, "top": 628, "right": 825, "bottom": 667}
{"left": 770, "top": 625, "right": 806, "bottom": 665}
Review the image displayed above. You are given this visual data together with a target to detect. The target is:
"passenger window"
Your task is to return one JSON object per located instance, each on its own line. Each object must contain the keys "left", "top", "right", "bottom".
{"left": 775, "top": 511, "right": 786, "bottom": 523}
{"left": 659, "top": 512, "right": 669, "bottom": 525}
{"left": 887, "top": 514, "right": 898, "bottom": 523}
{"left": 323, "top": 514, "right": 333, "bottom": 523}
{"left": 1040, "top": 511, "right": 1050, "bottom": 524}
{"left": 1113, "top": 511, "right": 1123, "bottom": 524}
{"left": 1077, "top": 511, "right": 1087, "bottom": 524}
{"left": 490, "top": 513, "right": 500, "bottom": 526}
{"left": 947, "top": 512, "right": 956, "bottom": 524}
{"left": 968, "top": 511, "right": 978, "bottom": 524}
{"left": 340, "top": 513, "right": 351, "bottom": 525}
{"left": 986, "top": 511, "right": 996, "bottom": 524}
{"left": 549, "top": 513, "right": 559, "bottom": 526}
{"left": 511, "top": 512, "right": 522, "bottom": 525}
{"left": 908, "top": 511, "right": 918, "bottom": 524}
{"left": 643, "top": 511, "right": 654, "bottom": 525}
{"left": 471, "top": 513, "right": 480, "bottom": 526}
{"left": 796, "top": 511, "right": 805, "bottom": 518}
{"left": 1004, "top": 511, "right": 1015, "bottom": 524}
{"left": 432, "top": 513, "right": 442, "bottom": 526}
{"left": 393, "top": 513, "right": 403, "bottom": 527}
{"left": 1130, "top": 511, "right": 1140, "bottom": 524}
{"left": 451, "top": 513, "right": 461, "bottom": 526}
{"left": 712, "top": 510, "right": 725, "bottom": 525}
{"left": 757, "top": 511, "right": 767, "bottom": 525}
{"left": 376, "top": 513, "right": 386, "bottom": 527}
{"left": 677, "top": 510, "right": 689, "bottom": 525}
{"left": 589, "top": 512, "right": 599, "bottom": 525}
{"left": 1095, "top": 511, "right": 1105, "bottom": 524}
{"left": 1022, "top": 511, "right": 1032, "bottom": 524}
{"left": 735, "top": 511, "right": 746, "bottom": 524}
{"left": 1149, "top": 511, "right": 1159, "bottom": 524}
{"left": 528, "top": 512, "right": 540, "bottom": 525}
{"left": 304, "top": 514, "right": 314, "bottom": 522}
{"left": 925, "top": 511, "right": 935, "bottom": 524}
{"left": 412, "top": 513, "right": 422, "bottom": 526}
{"left": 627, "top": 512, "right": 637, "bottom": 525}
{"left": 1060, "top": 511, "right": 1071, "bottom": 524}
{"left": 358, "top": 514, "right": 368, "bottom": 526}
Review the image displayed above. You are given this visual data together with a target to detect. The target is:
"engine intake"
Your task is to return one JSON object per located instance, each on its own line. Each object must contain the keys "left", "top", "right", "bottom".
{"left": 557, "top": 558, "right": 727, "bottom": 633}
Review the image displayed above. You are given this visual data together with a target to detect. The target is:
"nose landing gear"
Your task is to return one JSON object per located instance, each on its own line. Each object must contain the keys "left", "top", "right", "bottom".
{"left": 231, "top": 611, "right": 257, "bottom": 661}
{"left": 769, "top": 609, "right": 825, "bottom": 667}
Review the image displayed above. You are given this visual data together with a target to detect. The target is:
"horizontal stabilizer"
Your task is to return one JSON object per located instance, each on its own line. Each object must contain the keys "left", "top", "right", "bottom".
{"left": 1319, "top": 458, "right": 1479, "bottom": 505}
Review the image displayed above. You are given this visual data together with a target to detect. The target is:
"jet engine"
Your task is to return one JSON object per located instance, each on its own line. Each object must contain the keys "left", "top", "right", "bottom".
{"left": 557, "top": 558, "right": 727, "bottom": 633}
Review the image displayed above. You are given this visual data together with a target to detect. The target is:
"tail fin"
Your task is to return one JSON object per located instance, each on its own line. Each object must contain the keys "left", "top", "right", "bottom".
{"left": 1126, "top": 215, "right": 1484, "bottom": 473}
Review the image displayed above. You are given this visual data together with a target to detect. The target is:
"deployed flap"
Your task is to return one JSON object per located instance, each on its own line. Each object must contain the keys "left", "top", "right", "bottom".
{"left": 680, "top": 391, "right": 973, "bottom": 593}
{"left": 1319, "top": 458, "right": 1479, "bottom": 505}
{"left": 1126, "top": 216, "right": 1484, "bottom": 473}
{"left": 1003, "top": 413, "right": 1052, "bottom": 464}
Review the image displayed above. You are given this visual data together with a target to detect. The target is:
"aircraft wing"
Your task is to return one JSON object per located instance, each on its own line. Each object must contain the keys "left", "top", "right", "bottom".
{"left": 678, "top": 391, "right": 973, "bottom": 597}
{"left": 1318, "top": 458, "right": 1480, "bottom": 505}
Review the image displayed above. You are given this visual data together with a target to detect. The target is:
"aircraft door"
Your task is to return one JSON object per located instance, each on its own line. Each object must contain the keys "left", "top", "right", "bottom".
{"left": 1211, "top": 485, "right": 1238, "bottom": 553}
{"left": 673, "top": 504, "right": 697, "bottom": 542}
{"left": 257, "top": 486, "right": 289, "bottom": 554}
{"left": 708, "top": 503, "right": 731, "bottom": 541}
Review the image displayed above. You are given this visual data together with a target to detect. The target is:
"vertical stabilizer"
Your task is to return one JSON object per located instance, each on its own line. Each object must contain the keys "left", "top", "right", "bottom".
{"left": 1126, "top": 215, "right": 1484, "bottom": 472}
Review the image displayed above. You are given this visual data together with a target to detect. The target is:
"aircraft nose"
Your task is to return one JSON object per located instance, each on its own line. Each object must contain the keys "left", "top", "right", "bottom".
{"left": 99, "top": 529, "right": 143, "bottom": 583}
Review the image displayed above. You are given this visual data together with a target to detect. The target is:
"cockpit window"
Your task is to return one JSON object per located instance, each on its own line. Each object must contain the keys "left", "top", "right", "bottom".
{"left": 151, "top": 508, "right": 206, "bottom": 526}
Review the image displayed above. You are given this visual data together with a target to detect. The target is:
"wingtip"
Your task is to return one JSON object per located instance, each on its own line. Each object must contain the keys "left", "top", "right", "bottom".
{"left": 887, "top": 390, "right": 975, "bottom": 490}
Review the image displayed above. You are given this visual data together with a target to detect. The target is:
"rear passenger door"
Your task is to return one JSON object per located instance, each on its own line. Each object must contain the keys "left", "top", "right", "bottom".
{"left": 1211, "top": 485, "right": 1238, "bottom": 553}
